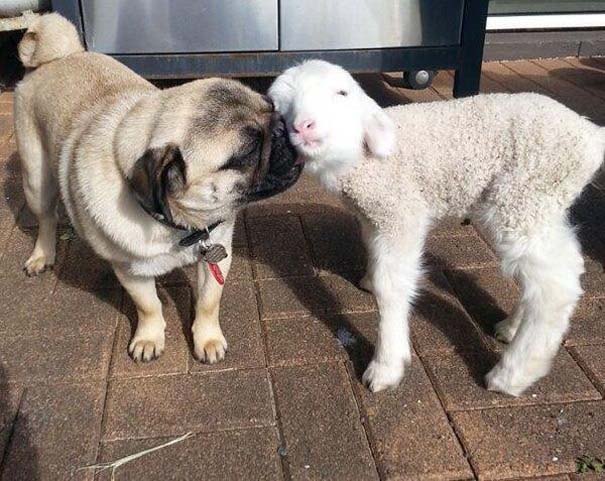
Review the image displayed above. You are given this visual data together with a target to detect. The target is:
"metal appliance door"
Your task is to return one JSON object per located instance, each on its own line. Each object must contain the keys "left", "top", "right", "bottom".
{"left": 81, "top": 0, "right": 279, "bottom": 54}
{"left": 280, "top": 0, "right": 464, "bottom": 50}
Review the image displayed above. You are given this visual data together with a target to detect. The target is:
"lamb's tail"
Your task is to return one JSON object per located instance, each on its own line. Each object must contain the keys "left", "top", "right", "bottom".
{"left": 18, "top": 13, "right": 83, "bottom": 69}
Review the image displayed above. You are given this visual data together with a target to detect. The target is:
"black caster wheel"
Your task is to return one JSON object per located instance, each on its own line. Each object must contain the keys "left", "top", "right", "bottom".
{"left": 381, "top": 70, "right": 437, "bottom": 90}
{"left": 403, "top": 70, "right": 436, "bottom": 90}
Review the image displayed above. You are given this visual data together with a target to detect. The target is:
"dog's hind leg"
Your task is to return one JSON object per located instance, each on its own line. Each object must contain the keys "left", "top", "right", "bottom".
{"left": 361, "top": 213, "right": 430, "bottom": 392}
{"left": 16, "top": 109, "right": 58, "bottom": 276}
{"left": 114, "top": 267, "right": 166, "bottom": 362}
{"left": 192, "top": 223, "right": 234, "bottom": 364}
{"left": 485, "top": 217, "right": 583, "bottom": 396}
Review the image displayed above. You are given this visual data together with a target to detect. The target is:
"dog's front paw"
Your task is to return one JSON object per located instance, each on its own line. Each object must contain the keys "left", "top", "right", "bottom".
{"left": 24, "top": 253, "right": 54, "bottom": 277}
{"left": 129, "top": 330, "right": 165, "bottom": 362}
{"left": 362, "top": 359, "right": 405, "bottom": 392}
{"left": 194, "top": 332, "right": 228, "bottom": 364}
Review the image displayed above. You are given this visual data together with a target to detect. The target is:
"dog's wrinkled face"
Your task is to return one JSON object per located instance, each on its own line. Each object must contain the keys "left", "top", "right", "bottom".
{"left": 129, "top": 79, "right": 302, "bottom": 229}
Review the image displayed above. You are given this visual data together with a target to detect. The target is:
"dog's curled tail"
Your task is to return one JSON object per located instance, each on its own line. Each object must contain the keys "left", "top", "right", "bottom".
{"left": 18, "top": 13, "right": 83, "bottom": 68}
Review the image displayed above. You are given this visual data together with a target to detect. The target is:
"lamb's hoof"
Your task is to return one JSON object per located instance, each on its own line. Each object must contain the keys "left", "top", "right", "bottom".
{"left": 494, "top": 318, "right": 517, "bottom": 343}
{"left": 129, "top": 333, "right": 165, "bottom": 362}
{"left": 362, "top": 359, "right": 404, "bottom": 392}
{"left": 24, "top": 254, "right": 53, "bottom": 277}
{"left": 194, "top": 334, "right": 228, "bottom": 364}
{"left": 485, "top": 363, "right": 527, "bottom": 397}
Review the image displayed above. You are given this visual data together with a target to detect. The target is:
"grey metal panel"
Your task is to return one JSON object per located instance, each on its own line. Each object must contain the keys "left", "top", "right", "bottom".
{"left": 81, "top": 0, "right": 278, "bottom": 54}
{"left": 280, "top": 0, "right": 464, "bottom": 51}
{"left": 113, "top": 46, "right": 461, "bottom": 79}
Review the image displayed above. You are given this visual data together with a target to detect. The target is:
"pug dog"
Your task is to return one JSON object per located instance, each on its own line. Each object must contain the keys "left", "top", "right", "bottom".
{"left": 14, "top": 13, "right": 301, "bottom": 363}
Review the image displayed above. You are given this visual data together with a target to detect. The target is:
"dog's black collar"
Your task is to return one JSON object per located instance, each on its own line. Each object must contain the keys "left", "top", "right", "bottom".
{"left": 142, "top": 207, "right": 223, "bottom": 248}
{"left": 177, "top": 221, "right": 223, "bottom": 248}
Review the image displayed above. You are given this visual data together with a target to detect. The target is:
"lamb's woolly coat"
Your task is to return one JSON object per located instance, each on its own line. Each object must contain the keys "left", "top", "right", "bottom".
{"left": 269, "top": 57, "right": 605, "bottom": 395}
{"left": 339, "top": 93, "right": 605, "bottom": 235}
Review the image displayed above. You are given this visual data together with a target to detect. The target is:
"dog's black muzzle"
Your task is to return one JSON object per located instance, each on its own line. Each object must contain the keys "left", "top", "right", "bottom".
{"left": 244, "top": 114, "right": 303, "bottom": 202}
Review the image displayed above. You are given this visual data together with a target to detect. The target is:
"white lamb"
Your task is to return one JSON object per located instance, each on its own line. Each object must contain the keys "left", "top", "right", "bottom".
{"left": 268, "top": 60, "right": 605, "bottom": 396}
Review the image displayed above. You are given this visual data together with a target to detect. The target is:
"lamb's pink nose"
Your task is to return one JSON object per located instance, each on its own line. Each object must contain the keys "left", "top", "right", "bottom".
{"left": 293, "top": 118, "right": 316, "bottom": 137}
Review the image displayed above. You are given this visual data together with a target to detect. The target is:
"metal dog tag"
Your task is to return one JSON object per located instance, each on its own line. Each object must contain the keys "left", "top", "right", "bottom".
{"left": 201, "top": 243, "right": 228, "bottom": 264}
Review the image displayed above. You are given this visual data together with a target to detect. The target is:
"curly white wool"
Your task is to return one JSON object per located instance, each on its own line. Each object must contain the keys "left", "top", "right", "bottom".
{"left": 269, "top": 60, "right": 605, "bottom": 396}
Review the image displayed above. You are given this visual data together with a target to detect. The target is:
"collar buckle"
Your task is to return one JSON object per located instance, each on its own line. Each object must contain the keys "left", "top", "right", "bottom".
{"left": 178, "top": 222, "right": 222, "bottom": 248}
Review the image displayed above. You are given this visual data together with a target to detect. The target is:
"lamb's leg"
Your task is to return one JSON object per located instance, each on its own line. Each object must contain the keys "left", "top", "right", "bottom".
{"left": 358, "top": 218, "right": 376, "bottom": 294}
{"left": 494, "top": 303, "right": 524, "bottom": 343}
{"left": 486, "top": 220, "right": 583, "bottom": 396}
{"left": 362, "top": 215, "right": 429, "bottom": 392}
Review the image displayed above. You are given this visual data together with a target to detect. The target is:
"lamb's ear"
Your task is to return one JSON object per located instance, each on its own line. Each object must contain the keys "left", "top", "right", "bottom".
{"left": 362, "top": 96, "right": 396, "bottom": 158}
{"left": 129, "top": 144, "right": 187, "bottom": 224}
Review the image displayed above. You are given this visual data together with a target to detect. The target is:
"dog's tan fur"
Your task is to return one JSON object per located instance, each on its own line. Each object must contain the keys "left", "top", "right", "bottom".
{"left": 14, "top": 13, "right": 288, "bottom": 363}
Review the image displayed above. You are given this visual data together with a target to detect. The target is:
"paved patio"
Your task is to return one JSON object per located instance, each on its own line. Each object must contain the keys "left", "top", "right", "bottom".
{"left": 0, "top": 58, "right": 605, "bottom": 481}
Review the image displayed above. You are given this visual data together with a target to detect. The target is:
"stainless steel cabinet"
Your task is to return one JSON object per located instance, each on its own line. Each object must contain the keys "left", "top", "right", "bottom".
{"left": 81, "top": 0, "right": 463, "bottom": 54}
{"left": 280, "top": 0, "right": 464, "bottom": 50}
{"left": 54, "top": 0, "right": 488, "bottom": 97}
{"left": 81, "top": 0, "right": 279, "bottom": 53}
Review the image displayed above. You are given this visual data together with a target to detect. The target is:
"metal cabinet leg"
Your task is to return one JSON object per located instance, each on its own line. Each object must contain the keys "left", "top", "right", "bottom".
{"left": 453, "top": 0, "right": 489, "bottom": 98}
{"left": 453, "top": 62, "right": 482, "bottom": 98}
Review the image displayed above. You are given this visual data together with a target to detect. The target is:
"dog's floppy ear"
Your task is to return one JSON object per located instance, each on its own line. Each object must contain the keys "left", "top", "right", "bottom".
{"left": 18, "top": 30, "right": 39, "bottom": 68}
{"left": 362, "top": 95, "right": 396, "bottom": 159}
{"left": 129, "top": 144, "right": 187, "bottom": 224}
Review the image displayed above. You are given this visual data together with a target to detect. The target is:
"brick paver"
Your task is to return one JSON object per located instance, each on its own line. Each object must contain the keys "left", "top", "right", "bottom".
{"left": 0, "top": 384, "right": 22, "bottom": 465}
{"left": 424, "top": 349, "right": 600, "bottom": 411}
{"left": 103, "top": 370, "right": 275, "bottom": 440}
{"left": 352, "top": 358, "right": 473, "bottom": 481}
{"left": 1, "top": 58, "right": 605, "bottom": 480}
{"left": 248, "top": 215, "right": 315, "bottom": 279}
{"left": 264, "top": 314, "right": 350, "bottom": 367}
{"left": 271, "top": 363, "right": 379, "bottom": 481}
{"left": 2, "top": 381, "right": 105, "bottom": 481}
{"left": 566, "top": 297, "right": 605, "bottom": 346}
{"left": 411, "top": 271, "right": 491, "bottom": 354}
{"left": 452, "top": 401, "right": 605, "bottom": 480}
{"left": 97, "top": 428, "right": 283, "bottom": 481}
{"left": 258, "top": 275, "right": 375, "bottom": 320}
{"left": 301, "top": 210, "right": 367, "bottom": 276}
{"left": 445, "top": 267, "right": 520, "bottom": 337}
{"left": 569, "top": 345, "right": 605, "bottom": 395}
{"left": 426, "top": 233, "right": 498, "bottom": 270}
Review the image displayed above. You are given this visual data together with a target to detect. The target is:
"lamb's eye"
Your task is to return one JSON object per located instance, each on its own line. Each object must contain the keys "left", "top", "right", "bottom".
{"left": 336, "top": 90, "right": 348, "bottom": 97}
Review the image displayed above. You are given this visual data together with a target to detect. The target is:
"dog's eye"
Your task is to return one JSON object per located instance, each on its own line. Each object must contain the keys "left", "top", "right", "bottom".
{"left": 243, "top": 128, "right": 263, "bottom": 154}
{"left": 242, "top": 139, "right": 260, "bottom": 157}
{"left": 220, "top": 150, "right": 257, "bottom": 171}
{"left": 336, "top": 90, "right": 348, "bottom": 97}
{"left": 220, "top": 135, "right": 261, "bottom": 171}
